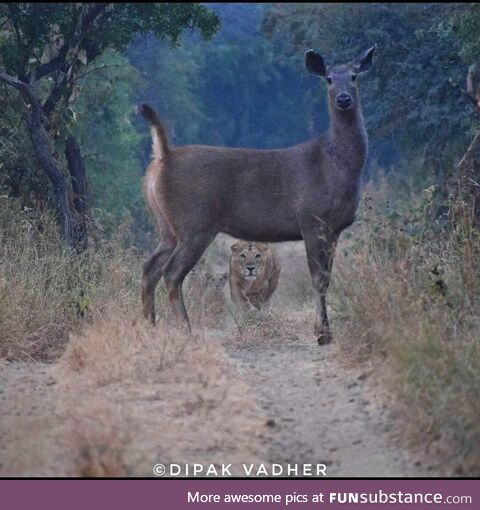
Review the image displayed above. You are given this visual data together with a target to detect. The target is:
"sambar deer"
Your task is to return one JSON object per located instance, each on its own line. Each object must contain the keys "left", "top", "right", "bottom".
{"left": 140, "top": 45, "right": 376, "bottom": 344}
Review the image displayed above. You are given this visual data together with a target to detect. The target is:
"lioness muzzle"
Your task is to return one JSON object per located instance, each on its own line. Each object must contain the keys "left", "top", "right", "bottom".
{"left": 140, "top": 45, "right": 376, "bottom": 344}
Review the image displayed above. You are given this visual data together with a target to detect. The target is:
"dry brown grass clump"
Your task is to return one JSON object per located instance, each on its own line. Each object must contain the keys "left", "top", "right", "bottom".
{"left": 331, "top": 178, "right": 480, "bottom": 475}
{"left": 0, "top": 196, "right": 142, "bottom": 360}
{"left": 53, "top": 314, "right": 267, "bottom": 476}
{"left": 226, "top": 307, "right": 313, "bottom": 350}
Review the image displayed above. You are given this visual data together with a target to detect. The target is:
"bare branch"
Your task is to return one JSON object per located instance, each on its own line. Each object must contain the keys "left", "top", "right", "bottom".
{"left": 29, "top": 48, "right": 69, "bottom": 82}
{"left": 72, "top": 3, "right": 109, "bottom": 51}
{"left": 42, "top": 76, "right": 68, "bottom": 116}
{"left": 28, "top": 3, "right": 108, "bottom": 84}
{"left": 74, "top": 64, "right": 123, "bottom": 82}
{"left": 40, "top": 4, "right": 110, "bottom": 115}
{"left": 0, "top": 68, "right": 38, "bottom": 107}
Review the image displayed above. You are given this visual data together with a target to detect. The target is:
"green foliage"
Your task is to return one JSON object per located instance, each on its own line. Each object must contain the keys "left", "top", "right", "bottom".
{"left": 442, "top": 4, "right": 480, "bottom": 63}
{"left": 0, "top": 3, "right": 219, "bottom": 236}
{"left": 195, "top": 35, "right": 309, "bottom": 148}
{"left": 2, "top": 3, "right": 480, "bottom": 239}
{"left": 0, "top": 86, "right": 49, "bottom": 205}
{"left": 263, "top": 3, "right": 477, "bottom": 171}
{"left": 0, "top": 3, "right": 219, "bottom": 75}
{"left": 72, "top": 51, "right": 145, "bottom": 233}
{"left": 128, "top": 36, "right": 207, "bottom": 147}
{"left": 128, "top": 3, "right": 310, "bottom": 150}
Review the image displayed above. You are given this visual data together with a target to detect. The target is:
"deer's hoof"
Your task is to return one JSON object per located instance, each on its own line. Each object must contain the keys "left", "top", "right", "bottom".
{"left": 317, "top": 331, "right": 333, "bottom": 346}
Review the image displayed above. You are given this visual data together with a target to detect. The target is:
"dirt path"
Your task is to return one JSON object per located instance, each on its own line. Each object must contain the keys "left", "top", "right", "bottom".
{"left": 0, "top": 323, "right": 431, "bottom": 477}
{"left": 224, "top": 331, "right": 429, "bottom": 477}
{"left": 0, "top": 362, "right": 66, "bottom": 476}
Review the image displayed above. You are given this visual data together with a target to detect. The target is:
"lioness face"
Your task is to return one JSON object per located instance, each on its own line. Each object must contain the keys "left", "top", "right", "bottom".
{"left": 231, "top": 242, "right": 269, "bottom": 281}
{"left": 205, "top": 272, "right": 228, "bottom": 291}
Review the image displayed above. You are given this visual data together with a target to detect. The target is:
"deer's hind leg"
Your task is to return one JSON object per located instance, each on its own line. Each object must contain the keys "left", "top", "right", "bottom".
{"left": 142, "top": 219, "right": 176, "bottom": 325}
{"left": 162, "top": 231, "right": 216, "bottom": 333}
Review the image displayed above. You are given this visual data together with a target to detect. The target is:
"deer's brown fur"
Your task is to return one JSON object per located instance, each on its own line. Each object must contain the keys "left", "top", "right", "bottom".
{"left": 140, "top": 46, "right": 376, "bottom": 344}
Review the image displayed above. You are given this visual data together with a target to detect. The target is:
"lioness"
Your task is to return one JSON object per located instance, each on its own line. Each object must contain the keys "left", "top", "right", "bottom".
{"left": 205, "top": 271, "right": 228, "bottom": 292}
{"left": 204, "top": 271, "right": 228, "bottom": 317}
{"left": 229, "top": 241, "right": 281, "bottom": 311}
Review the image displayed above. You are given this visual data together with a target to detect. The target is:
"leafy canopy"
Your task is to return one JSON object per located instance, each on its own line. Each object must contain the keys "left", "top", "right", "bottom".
{"left": 0, "top": 3, "right": 219, "bottom": 75}
{"left": 263, "top": 3, "right": 476, "bottom": 170}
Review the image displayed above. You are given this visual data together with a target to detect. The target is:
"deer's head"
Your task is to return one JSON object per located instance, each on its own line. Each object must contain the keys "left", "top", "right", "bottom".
{"left": 305, "top": 45, "right": 376, "bottom": 111}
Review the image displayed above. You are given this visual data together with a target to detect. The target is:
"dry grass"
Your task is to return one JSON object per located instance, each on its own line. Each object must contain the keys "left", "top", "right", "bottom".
{"left": 3, "top": 177, "right": 480, "bottom": 476}
{"left": 226, "top": 306, "right": 314, "bottom": 351}
{"left": 53, "top": 314, "right": 267, "bottom": 476}
{"left": 0, "top": 200, "right": 279, "bottom": 476}
{"left": 0, "top": 196, "right": 142, "bottom": 361}
{"left": 330, "top": 177, "right": 480, "bottom": 475}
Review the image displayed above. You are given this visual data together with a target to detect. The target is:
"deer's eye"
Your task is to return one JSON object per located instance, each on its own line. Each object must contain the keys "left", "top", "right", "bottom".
{"left": 351, "top": 74, "right": 357, "bottom": 81}
{"left": 326, "top": 76, "right": 333, "bottom": 85}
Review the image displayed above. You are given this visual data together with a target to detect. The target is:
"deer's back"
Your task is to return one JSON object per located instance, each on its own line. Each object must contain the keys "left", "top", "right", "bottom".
{"left": 153, "top": 138, "right": 360, "bottom": 241}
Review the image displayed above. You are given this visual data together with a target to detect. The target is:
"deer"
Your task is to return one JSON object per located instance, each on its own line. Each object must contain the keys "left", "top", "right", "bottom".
{"left": 140, "top": 45, "right": 376, "bottom": 345}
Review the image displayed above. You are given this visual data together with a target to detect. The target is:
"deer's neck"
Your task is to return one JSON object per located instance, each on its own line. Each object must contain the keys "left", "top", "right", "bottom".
{"left": 327, "top": 100, "right": 368, "bottom": 174}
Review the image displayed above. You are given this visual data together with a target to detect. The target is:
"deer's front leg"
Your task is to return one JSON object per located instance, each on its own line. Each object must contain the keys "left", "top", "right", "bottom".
{"left": 303, "top": 229, "right": 337, "bottom": 345}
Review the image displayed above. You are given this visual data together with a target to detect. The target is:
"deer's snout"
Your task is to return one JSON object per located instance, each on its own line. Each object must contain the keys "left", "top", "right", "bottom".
{"left": 336, "top": 93, "right": 352, "bottom": 109}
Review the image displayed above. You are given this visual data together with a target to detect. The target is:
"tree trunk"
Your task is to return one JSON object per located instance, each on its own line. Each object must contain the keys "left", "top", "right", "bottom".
{"left": 65, "top": 136, "right": 88, "bottom": 252}
{"left": 25, "top": 105, "right": 77, "bottom": 249}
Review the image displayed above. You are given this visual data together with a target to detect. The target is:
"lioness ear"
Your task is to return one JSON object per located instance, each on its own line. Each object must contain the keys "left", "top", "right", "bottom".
{"left": 231, "top": 243, "right": 240, "bottom": 252}
{"left": 256, "top": 242, "right": 269, "bottom": 253}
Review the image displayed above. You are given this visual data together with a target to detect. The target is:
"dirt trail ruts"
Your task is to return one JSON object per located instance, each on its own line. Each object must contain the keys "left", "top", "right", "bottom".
{"left": 0, "top": 330, "right": 431, "bottom": 477}
{"left": 224, "top": 332, "right": 430, "bottom": 477}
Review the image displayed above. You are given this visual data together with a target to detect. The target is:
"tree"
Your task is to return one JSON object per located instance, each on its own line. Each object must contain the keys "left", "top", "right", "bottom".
{"left": 441, "top": 4, "right": 480, "bottom": 227}
{"left": 262, "top": 3, "right": 476, "bottom": 184}
{"left": 0, "top": 3, "right": 219, "bottom": 251}
{"left": 128, "top": 3, "right": 311, "bottom": 153}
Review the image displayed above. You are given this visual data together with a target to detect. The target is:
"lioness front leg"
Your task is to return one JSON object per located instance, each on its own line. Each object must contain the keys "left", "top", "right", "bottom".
{"left": 230, "top": 285, "right": 256, "bottom": 312}
{"left": 249, "top": 285, "right": 269, "bottom": 310}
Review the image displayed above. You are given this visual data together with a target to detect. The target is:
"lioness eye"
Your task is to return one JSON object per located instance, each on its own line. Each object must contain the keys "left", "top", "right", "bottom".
{"left": 240, "top": 253, "right": 246, "bottom": 259}
{"left": 326, "top": 76, "right": 333, "bottom": 84}
{"left": 255, "top": 254, "right": 261, "bottom": 259}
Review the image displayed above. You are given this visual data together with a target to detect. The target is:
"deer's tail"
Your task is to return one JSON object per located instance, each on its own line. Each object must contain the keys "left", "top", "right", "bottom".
{"left": 139, "top": 103, "right": 170, "bottom": 159}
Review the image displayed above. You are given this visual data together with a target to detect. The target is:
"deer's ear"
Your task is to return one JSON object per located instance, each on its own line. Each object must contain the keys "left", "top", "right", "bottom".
{"left": 351, "top": 44, "right": 377, "bottom": 74}
{"left": 305, "top": 50, "right": 327, "bottom": 77}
